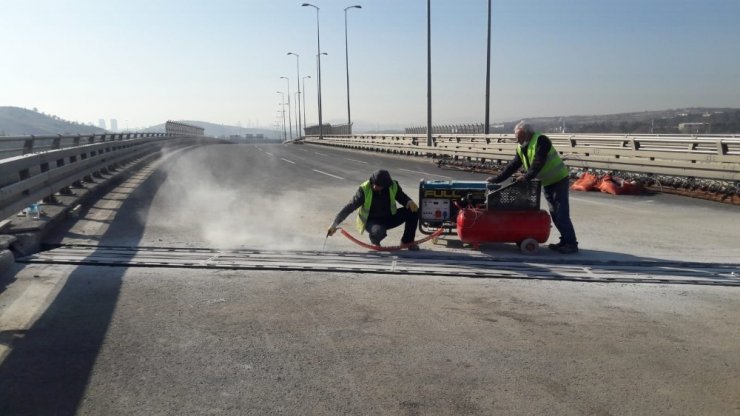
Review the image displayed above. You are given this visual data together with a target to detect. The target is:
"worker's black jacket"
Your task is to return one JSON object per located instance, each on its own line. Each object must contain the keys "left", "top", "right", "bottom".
{"left": 490, "top": 134, "right": 554, "bottom": 183}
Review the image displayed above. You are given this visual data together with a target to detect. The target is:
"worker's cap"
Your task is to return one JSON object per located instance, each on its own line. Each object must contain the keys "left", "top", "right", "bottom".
{"left": 371, "top": 169, "right": 393, "bottom": 188}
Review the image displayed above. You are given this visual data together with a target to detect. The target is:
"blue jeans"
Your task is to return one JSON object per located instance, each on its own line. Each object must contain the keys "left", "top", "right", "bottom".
{"left": 543, "top": 178, "right": 578, "bottom": 245}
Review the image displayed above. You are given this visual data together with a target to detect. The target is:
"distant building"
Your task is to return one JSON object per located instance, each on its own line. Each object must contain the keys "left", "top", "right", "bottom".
{"left": 110, "top": 119, "right": 118, "bottom": 132}
{"left": 98, "top": 119, "right": 106, "bottom": 130}
{"left": 678, "top": 122, "right": 708, "bottom": 134}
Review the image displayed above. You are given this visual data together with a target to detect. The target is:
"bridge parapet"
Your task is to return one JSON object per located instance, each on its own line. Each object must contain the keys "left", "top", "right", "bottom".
{"left": 304, "top": 133, "right": 740, "bottom": 182}
{"left": 0, "top": 132, "right": 214, "bottom": 224}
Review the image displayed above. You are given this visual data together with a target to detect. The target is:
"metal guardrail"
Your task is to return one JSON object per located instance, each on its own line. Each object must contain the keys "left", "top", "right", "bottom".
{"left": 0, "top": 133, "right": 198, "bottom": 221}
{"left": 303, "top": 133, "right": 740, "bottom": 181}
{"left": 0, "top": 132, "right": 169, "bottom": 160}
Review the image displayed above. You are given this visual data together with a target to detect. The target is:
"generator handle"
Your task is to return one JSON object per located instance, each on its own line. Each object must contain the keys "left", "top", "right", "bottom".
{"left": 487, "top": 178, "right": 517, "bottom": 194}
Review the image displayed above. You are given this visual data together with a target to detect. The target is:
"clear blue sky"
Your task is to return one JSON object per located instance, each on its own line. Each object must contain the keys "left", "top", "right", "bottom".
{"left": 2, "top": 0, "right": 739, "bottom": 131}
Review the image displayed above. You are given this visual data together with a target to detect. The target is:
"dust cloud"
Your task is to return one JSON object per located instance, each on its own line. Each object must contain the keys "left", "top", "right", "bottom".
{"left": 145, "top": 147, "right": 322, "bottom": 250}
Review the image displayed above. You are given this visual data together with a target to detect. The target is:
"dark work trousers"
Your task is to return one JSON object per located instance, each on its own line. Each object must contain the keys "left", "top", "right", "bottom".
{"left": 543, "top": 177, "right": 578, "bottom": 245}
{"left": 365, "top": 208, "right": 419, "bottom": 245}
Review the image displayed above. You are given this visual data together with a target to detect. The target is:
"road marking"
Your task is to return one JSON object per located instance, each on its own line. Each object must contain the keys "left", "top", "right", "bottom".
{"left": 264, "top": 152, "right": 273, "bottom": 156}
{"left": 399, "top": 168, "right": 452, "bottom": 179}
{"left": 314, "top": 152, "right": 328, "bottom": 156}
{"left": 312, "top": 169, "right": 344, "bottom": 180}
{"left": 281, "top": 158, "right": 296, "bottom": 164}
{"left": 345, "top": 158, "right": 368, "bottom": 164}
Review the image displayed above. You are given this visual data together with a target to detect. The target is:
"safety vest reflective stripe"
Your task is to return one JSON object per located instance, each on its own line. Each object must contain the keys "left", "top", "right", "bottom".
{"left": 356, "top": 180, "right": 398, "bottom": 233}
{"left": 516, "top": 132, "right": 569, "bottom": 186}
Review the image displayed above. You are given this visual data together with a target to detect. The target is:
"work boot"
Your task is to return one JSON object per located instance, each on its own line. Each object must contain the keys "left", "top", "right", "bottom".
{"left": 407, "top": 243, "right": 420, "bottom": 251}
{"left": 554, "top": 243, "right": 578, "bottom": 254}
{"left": 548, "top": 241, "right": 566, "bottom": 250}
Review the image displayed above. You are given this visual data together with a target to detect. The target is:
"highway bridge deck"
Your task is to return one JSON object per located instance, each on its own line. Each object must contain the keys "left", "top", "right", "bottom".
{"left": 1, "top": 143, "right": 738, "bottom": 415}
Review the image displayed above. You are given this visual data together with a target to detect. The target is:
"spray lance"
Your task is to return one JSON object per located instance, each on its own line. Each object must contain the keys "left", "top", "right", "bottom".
{"left": 323, "top": 223, "right": 338, "bottom": 251}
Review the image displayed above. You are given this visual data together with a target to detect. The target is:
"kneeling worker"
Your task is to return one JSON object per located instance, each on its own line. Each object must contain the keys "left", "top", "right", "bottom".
{"left": 328, "top": 169, "right": 420, "bottom": 250}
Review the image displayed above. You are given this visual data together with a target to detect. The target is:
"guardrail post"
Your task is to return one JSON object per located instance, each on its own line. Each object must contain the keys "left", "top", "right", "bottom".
{"left": 23, "top": 136, "right": 34, "bottom": 154}
{"left": 74, "top": 135, "right": 81, "bottom": 146}
{"left": 52, "top": 135, "right": 62, "bottom": 150}
{"left": 717, "top": 140, "right": 728, "bottom": 156}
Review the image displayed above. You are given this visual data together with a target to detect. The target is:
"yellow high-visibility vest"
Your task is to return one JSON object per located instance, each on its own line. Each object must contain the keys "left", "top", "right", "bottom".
{"left": 356, "top": 180, "right": 398, "bottom": 232}
{"left": 516, "top": 132, "right": 569, "bottom": 186}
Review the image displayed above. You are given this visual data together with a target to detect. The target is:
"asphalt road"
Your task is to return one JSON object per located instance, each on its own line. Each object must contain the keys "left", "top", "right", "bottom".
{"left": 1, "top": 143, "right": 739, "bottom": 415}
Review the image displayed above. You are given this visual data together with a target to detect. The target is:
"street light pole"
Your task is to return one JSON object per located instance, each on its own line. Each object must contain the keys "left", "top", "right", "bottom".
{"left": 484, "top": 0, "right": 491, "bottom": 135}
{"left": 287, "top": 52, "right": 302, "bottom": 138}
{"left": 302, "top": 75, "right": 311, "bottom": 132}
{"left": 426, "top": 0, "right": 432, "bottom": 146}
{"left": 280, "top": 76, "right": 292, "bottom": 140}
{"left": 276, "top": 91, "right": 287, "bottom": 141}
{"left": 294, "top": 91, "right": 300, "bottom": 135}
{"left": 344, "top": 5, "right": 361, "bottom": 135}
{"left": 302, "top": 3, "right": 323, "bottom": 139}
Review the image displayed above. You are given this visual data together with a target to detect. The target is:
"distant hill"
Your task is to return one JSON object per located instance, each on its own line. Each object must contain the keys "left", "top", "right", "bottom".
{"left": 145, "top": 120, "right": 281, "bottom": 140}
{"left": 493, "top": 107, "right": 740, "bottom": 134}
{"left": 0, "top": 106, "right": 106, "bottom": 136}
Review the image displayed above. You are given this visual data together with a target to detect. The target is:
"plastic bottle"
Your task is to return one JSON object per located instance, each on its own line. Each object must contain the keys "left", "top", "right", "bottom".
{"left": 29, "top": 203, "right": 40, "bottom": 219}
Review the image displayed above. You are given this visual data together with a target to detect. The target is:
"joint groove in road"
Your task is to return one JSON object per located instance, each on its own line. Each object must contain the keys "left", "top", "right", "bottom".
{"left": 19, "top": 245, "right": 740, "bottom": 286}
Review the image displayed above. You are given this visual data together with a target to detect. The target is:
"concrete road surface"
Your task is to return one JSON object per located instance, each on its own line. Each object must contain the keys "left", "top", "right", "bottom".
{"left": 1, "top": 143, "right": 739, "bottom": 415}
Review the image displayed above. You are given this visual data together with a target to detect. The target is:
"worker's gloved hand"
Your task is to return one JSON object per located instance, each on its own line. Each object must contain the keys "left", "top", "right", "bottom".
{"left": 486, "top": 176, "right": 497, "bottom": 183}
{"left": 327, "top": 223, "right": 338, "bottom": 236}
{"left": 515, "top": 175, "right": 527, "bottom": 183}
{"left": 406, "top": 200, "right": 419, "bottom": 213}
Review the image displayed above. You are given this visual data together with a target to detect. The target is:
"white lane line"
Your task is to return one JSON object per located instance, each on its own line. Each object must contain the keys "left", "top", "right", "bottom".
{"left": 281, "top": 158, "right": 296, "bottom": 164}
{"left": 265, "top": 152, "right": 274, "bottom": 156}
{"left": 314, "top": 152, "right": 328, "bottom": 156}
{"left": 399, "top": 168, "right": 452, "bottom": 179}
{"left": 345, "top": 158, "right": 368, "bottom": 164}
{"left": 312, "top": 169, "right": 344, "bottom": 180}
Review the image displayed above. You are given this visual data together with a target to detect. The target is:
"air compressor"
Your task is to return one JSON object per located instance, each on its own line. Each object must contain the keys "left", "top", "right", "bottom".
{"left": 418, "top": 179, "right": 551, "bottom": 253}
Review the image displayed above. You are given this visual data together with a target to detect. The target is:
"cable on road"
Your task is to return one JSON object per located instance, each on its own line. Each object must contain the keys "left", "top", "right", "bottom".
{"left": 338, "top": 227, "right": 445, "bottom": 252}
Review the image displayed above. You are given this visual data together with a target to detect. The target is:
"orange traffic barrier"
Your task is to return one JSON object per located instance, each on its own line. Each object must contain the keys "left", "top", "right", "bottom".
{"left": 571, "top": 172, "right": 643, "bottom": 195}
{"left": 571, "top": 172, "right": 600, "bottom": 192}
{"left": 597, "top": 174, "right": 643, "bottom": 195}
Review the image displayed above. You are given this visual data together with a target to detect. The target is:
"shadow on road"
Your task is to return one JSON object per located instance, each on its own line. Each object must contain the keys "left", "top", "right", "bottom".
{"left": 0, "top": 159, "right": 170, "bottom": 415}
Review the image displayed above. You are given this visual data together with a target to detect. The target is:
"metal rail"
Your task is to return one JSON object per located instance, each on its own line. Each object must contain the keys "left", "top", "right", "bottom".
{"left": 304, "top": 133, "right": 740, "bottom": 181}
{"left": 0, "top": 133, "right": 206, "bottom": 221}
{"left": 0, "top": 132, "right": 170, "bottom": 160}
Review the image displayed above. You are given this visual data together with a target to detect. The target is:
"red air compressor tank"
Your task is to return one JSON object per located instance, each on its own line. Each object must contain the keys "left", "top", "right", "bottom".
{"left": 456, "top": 208, "right": 551, "bottom": 253}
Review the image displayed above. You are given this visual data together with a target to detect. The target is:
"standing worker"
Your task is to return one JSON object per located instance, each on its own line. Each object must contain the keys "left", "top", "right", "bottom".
{"left": 328, "top": 169, "right": 420, "bottom": 250}
{"left": 487, "top": 121, "right": 579, "bottom": 254}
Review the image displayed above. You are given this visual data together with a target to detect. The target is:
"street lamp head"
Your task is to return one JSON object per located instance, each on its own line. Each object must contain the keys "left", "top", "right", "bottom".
{"left": 280, "top": 76, "right": 288, "bottom": 79}
{"left": 345, "top": 5, "right": 362, "bottom": 11}
{"left": 301, "top": 3, "right": 317, "bottom": 9}
{"left": 287, "top": 52, "right": 298, "bottom": 57}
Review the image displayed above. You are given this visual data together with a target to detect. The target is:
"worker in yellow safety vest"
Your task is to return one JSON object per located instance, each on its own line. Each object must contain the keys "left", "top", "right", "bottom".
{"left": 487, "top": 121, "right": 579, "bottom": 254}
{"left": 328, "top": 169, "right": 420, "bottom": 250}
